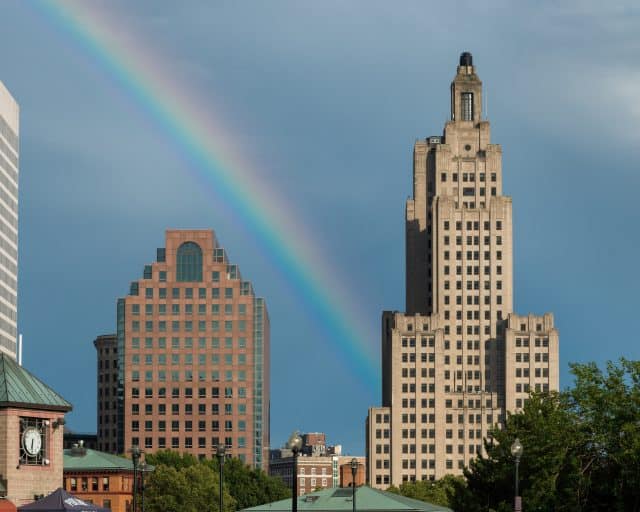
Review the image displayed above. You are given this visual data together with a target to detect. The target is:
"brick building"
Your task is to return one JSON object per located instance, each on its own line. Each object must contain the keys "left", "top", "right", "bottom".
{"left": 95, "top": 334, "right": 118, "bottom": 453}
{"left": 0, "top": 353, "right": 71, "bottom": 507}
{"left": 269, "top": 434, "right": 364, "bottom": 494}
{"left": 97, "top": 230, "right": 270, "bottom": 469}
{"left": 63, "top": 443, "right": 140, "bottom": 512}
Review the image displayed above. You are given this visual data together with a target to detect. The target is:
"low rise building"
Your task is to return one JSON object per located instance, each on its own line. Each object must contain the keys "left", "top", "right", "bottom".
{"left": 269, "top": 434, "right": 364, "bottom": 495}
{"left": 0, "top": 353, "right": 72, "bottom": 508}
{"left": 63, "top": 443, "right": 143, "bottom": 512}
{"left": 241, "top": 486, "right": 452, "bottom": 512}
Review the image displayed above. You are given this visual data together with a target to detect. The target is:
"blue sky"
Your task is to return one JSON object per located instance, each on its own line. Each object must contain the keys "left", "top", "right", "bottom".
{"left": 1, "top": 0, "right": 639, "bottom": 454}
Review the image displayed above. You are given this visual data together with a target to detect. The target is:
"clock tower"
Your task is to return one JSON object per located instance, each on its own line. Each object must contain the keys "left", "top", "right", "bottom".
{"left": 0, "top": 353, "right": 72, "bottom": 507}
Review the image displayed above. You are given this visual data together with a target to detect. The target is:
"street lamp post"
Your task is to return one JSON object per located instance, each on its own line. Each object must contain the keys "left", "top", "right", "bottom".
{"left": 129, "top": 445, "right": 141, "bottom": 512}
{"left": 139, "top": 462, "right": 147, "bottom": 512}
{"left": 511, "top": 438, "right": 523, "bottom": 512}
{"left": 350, "top": 458, "right": 358, "bottom": 512}
{"left": 287, "top": 432, "right": 303, "bottom": 512}
{"left": 217, "top": 444, "right": 226, "bottom": 512}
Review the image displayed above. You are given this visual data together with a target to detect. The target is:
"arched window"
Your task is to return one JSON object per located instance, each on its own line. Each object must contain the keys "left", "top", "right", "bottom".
{"left": 176, "top": 242, "right": 203, "bottom": 282}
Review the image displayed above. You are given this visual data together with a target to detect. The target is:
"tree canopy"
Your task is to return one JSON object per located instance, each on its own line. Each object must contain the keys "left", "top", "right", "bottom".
{"left": 391, "top": 359, "right": 640, "bottom": 512}
{"left": 143, "top": 451, "right": 290, "bottom": 512}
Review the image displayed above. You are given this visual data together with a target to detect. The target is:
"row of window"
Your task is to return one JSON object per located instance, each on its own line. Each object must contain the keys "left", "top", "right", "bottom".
{"left": 402, "top": 339, "right": 489, "bottom": 351}
{"left": 140, "top": 286, "right": 236, "bottom": 299}
{"left": 132, "top": 386, "right": 245, "bottom": 399}
{"left": 443, "top": 279, "right": 505, "bottom": 291}
{"left": 130, "top": 319, "right": 247, "bottom": 333}
{"left": 131, "top": 436, "right": 245, "bottom": 450}
{"left": 443, "top": 235, "right": 503, "bottom": 245}
{"left": 131, "top": 419, "right": 246, "bottom": 432}
{"left": 515, "top": 352, "right": 549, "bottom": 362}
{"left": 131, "top": 402, "right": 247, "bottom": 415}
{"left": 400, "top": 337, "right": 436, "bottom": 348}
{"left": 149, "top": 269, "right": 233, "bottom": 283}
{"left": 515, "top": 367, "right": 550, "bottom": 378}
{"left": 444, "top": 220, "right": 502, "bottom": 232}
{"left": 444, "top": 250, "right": 502, "bottom": 261}
{"left": 132, "top": 303, "right": 247, "bottom": 315}
{"left": 444, "top": 265, "right": 503, "bottom": 276}
{"left": 130, "top": 353, "right": 248, "bottom": 366}
{"left": 440, "top": 173, "right": 498, "bottom": 185}
{"left": 515, "top": 337, "right": 549, "bottom": 347}
{"left": 516, "top": 383, "right": 550, "bottom": 393}
{"left": 401, "top": 366, "right": 494, "bottom": 384}
{"left": 519, "top": 323, "right": 545, "bottom": 332}
{"left": 130, "top": 336, "right": 248, "bottom": 350}
{"left": 401, "top": 352, "right": 489, "bottom": 365}
{"left": 441, "top": 323, "right": 502, "bottom": 335}
{"left": 443, "top": 307, "right": 503, "bottom": 320}
{"left": 402, "top": 443, "right": 483, "bottom": 455}
{"left": 130, "top": 369, "right": 247, "bottom": 382}
{"left": 453, "top": 186, "right": 497, "bottom": 197}
{"left": 66, "top": 477, "right": 110, "bottom": 492}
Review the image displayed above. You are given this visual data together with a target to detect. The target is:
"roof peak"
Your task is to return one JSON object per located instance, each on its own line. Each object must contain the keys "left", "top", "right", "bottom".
{"left": 0, "top": 353, "right": 72, "bottom": 411}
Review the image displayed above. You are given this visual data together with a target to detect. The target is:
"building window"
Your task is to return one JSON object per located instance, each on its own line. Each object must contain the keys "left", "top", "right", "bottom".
{"left": 461, "top": 92, "right": 473, "bottom": 121}
{"left": 177, "top": 242, "right": 203, "bottom": 282}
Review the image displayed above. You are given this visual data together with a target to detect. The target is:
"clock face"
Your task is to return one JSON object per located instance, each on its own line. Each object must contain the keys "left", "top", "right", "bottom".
{"left": 22, "top": 427, "right": 42, "bottom": 456}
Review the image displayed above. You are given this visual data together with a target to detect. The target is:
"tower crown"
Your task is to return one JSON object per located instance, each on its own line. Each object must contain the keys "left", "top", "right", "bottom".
{"left": 451, "top": 51, "right": 482, "bottom": 122}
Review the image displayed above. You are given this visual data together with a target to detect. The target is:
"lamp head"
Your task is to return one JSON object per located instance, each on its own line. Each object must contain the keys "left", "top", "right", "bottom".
{"left": 350, "top": 458, "right": 358, "bottom": 470}
{"left": 129, "top": 445, "right": 141, "bottom": 461}
{"left": 511, "top": 438, "right": 523, "bottom": 459}
{"left": 287, "top": 431, "right": 303, "bottom": 453}
{"left": 217, "top": 444, "right": 226, "bottom": 458}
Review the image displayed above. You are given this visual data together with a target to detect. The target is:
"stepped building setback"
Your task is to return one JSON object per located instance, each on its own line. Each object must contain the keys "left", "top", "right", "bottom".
{"left": 366, "top": 53, "right": 559, "bottom": 485}
{"left": 96, "top": 229, "right": 270, "bottom": 469}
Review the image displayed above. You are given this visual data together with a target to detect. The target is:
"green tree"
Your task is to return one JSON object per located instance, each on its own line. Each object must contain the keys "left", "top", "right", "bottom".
{"left": 456, "top": 359, "right": 640, "bottom": 511}
{"left": 144, "top": 463, "right": 235, "bottom": 512}
{"left": 143, "top": 451, "right": 289, "bottom": 511}
{"left": 145, "top": 450, "right": 199, "bottom": 469}
{"left": 387, "top": 475, "right": 464, "bottom": 508}
{"left": 462, "top": 392, "right": 584, "bottom": 511}
{"left": 569, "top": 358, "right": 640, "bottom": 511}
{"left": 205, "top": 456, "right": 290, "bottom": 509}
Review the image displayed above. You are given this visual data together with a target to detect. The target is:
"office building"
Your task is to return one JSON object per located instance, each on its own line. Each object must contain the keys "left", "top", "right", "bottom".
{"left": 0, "top": 81, "right": 19, "bottom": 359}
{"left": 95, "top": 334, "right": 118, "bottom": 453}
{"left": 97, "top": 230, "right": 270, "bottom": 469}
{"left": 366, "top": 53, "right": 559, "bottom": 486}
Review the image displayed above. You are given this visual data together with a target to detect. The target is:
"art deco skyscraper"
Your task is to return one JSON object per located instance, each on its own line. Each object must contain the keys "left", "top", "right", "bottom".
{"left": 99, "top": 230, "right": 270, "bottom": 469}
{"left": 366, "top": 53, "right": 559, "bottom": 486}
{"left": 0, "top": 82, "right": 19, "bottom": 359}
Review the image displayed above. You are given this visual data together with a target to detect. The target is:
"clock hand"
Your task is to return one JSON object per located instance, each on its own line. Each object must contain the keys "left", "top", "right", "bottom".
{"left": 31, "top": 438, "right": 34, "bottom": 451}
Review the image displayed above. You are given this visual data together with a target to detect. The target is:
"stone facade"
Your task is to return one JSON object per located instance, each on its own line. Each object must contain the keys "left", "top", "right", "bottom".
{"left": 366, "top": 53, "right": 560, "bottom": 486}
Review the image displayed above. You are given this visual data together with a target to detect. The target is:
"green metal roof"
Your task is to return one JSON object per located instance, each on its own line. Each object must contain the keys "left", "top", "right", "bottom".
{"left": 64, "top": 448, "right": 135, "bottom": 471}
{"left": 0, "top": 353, "right": 72, "bottom": 411}
{"left": 241, "top": 487, "right": 453, "bottom": 512}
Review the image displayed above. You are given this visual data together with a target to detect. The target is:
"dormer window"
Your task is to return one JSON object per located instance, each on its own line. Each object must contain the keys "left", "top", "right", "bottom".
{"left": 461, "top": 92, "right": 474, "bottom": 121}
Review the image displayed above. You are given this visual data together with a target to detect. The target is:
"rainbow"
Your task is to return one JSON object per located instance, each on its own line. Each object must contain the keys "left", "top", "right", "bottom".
{"left": 33, "top": 1, "right": 379, "bottom": 389}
